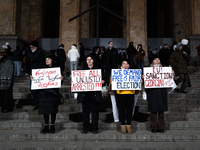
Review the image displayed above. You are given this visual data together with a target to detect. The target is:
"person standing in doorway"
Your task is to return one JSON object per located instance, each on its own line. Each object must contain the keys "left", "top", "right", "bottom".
{"left": 57, "top": 44, "right": 66, "bottom": 75}
{"left": 13, "top": 46, "right": 23, "bottom": 76}
{"left": 68, "top": 44, "right": 80, "bottom": 77}
{"left": 136, "top": 44, "right": 145, "bottom": 71}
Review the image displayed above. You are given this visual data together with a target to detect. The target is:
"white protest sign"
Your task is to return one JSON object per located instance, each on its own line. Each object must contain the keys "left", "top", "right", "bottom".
{"left": 31, "top": 67, "right": 61, "bottom": 90}
{"left": 144, "top": 67, "right": 174, "bottom": 88}
{"left": 71, "top": 69, "right": 102, "bottom": 92}
{"left": 111, "top": 69, "right": 142, "bottom": 90}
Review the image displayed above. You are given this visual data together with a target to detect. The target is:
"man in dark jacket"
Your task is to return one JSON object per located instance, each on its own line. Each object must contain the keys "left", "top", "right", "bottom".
{"left": 104, "top": 41, "right": 118, "bottom": 87}
{"left": 78, "top": 43, "right": 85, "bottom": 67}
{"left": 0, "top": 44, "right": 14, "bottom": 113}
{"left": 57, "top": 44, "right": 66, "bottom": 75}
{"left": 159, "top": 44, "right": 170, "bottom": 66}
{"left": 169, "top": 42, "right": 190, "bottom": 93}
{"left": 181, "top": 39, "right": 191, "bottom": 87}
{"left": 13, "top": 46, "right": 23, "bottom": 76}
{"left": 28, "top": 40, "right": 45, "bottom": 110}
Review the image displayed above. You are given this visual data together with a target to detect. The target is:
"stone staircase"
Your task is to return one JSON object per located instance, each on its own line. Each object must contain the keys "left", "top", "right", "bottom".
{"left": 0, "top": 66, "right": 200, "bottom": 149}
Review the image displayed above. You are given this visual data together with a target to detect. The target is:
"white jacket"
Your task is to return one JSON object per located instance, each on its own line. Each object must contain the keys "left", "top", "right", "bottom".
{"left": 67, "top": 45, "right": 80, "bottom": 61}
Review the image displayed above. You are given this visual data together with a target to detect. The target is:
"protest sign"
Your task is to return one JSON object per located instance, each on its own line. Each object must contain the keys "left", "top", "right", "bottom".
{"left": 31, "top": 67, "right": 61, "bottom": 90}
{"left": 71, "top": 69, "right": 102, "bottom": 92}
{"left": 143, "top": 67, "right": 174, "bottom": 88}
{"left": 111, "top": 69, "right": 142, "bottom": 90}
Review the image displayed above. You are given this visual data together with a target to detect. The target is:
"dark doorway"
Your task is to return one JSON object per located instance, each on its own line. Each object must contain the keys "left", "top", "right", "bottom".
{"left": 147, "top": 0, "right": 173, "bottom": 38}
{"left": 43, "top": 0, "right": 60, "bottom": 38}
{"left": 89, "top": 0, "right": 124, "bottom": 38}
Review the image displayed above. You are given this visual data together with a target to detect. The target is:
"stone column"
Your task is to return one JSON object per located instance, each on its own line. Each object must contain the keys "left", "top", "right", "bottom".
{"left": 126, "top": 0, "right": 147, "bottom": 56}
{"left": 59, "top": 0, "right": 80, "bottom": 54}
{"left": 191, "top": 0, "right": 200, "bottom": 35}
{"left": 0, "top": 0, "right": 17, "bottom": 36}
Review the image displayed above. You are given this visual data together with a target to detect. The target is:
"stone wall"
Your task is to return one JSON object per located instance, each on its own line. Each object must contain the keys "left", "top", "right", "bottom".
{"left": 80, "top": 0, "right": 89, "bottom": 39}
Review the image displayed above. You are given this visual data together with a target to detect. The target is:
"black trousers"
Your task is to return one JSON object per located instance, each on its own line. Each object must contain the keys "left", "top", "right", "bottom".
{"left": 82, "top": 94, "right": 99, "bottom": 131}
{"left": 117, "top": 94, "right": 134, "bottom": 125}
{"left": 175, "top": 74, "right": 188, "bottom": 91}
{"left": 59, "top": 62, "right": 65, "bottom": 75}
{"left": 0, "top": 83, "right": 14, "bottom": 111}
{"left": 150, "top": 112, "right": 164, "bottom": 130}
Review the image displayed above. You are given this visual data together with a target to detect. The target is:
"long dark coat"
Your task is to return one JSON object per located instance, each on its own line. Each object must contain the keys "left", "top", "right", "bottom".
{"left": 169, "top": 49, "right": 190, "bottom": 76}
{"left": 147, "top": 88, "right": 168, "bottom": 112}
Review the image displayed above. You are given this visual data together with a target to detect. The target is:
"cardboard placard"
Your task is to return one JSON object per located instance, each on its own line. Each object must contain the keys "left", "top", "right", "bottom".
{"left": 31, "top": 67, "right": 61, "bottom": 90}
{"left": 71, "top": 69, "right": 102, "bottom": 92}
{"left": 144, "top": 67, "right": 174, "bottom": 88}
{"left": 111, "top": 69, "right": 142, "bottom": 90}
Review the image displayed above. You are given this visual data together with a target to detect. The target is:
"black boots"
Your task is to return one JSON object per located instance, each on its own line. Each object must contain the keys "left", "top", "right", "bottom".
{"left": 40, "top": 124, "right": 49, "bottom": 134}
{"left": 49, "top": 124, "right": 55, "bottom": 134}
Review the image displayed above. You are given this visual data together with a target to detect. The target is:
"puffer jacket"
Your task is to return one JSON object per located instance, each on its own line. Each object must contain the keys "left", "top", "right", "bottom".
{"left": 169, "top": 49, "right": 190, "bottom": 76}
{"left": 67, "top": 45, "right": 80, "bottom": 62}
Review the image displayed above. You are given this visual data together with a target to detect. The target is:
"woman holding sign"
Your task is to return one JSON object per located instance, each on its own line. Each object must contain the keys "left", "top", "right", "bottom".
{"left": 77, "top": 55, "right": 104, "bottom": 134}
{"left": 38, "top": 55, "right": 63, "bottom": 134}
{"left": 144, "top": 55, "right": 168, "bottom": 133}
{"left": 115, "top": 59, "right": 135, "bottom": 134}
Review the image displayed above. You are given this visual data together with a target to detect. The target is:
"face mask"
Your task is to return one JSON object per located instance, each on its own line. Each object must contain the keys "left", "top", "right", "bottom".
{"left": 31, "top": 48, "right": 36, "bottom": 53}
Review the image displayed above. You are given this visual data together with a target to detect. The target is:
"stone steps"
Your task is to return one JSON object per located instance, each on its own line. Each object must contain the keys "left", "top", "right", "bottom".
{"left": 1, "top": 129, "right": 200, "bottom": 142}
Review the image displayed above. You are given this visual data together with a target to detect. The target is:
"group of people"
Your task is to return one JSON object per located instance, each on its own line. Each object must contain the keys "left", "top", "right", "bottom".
{"left": 0, "top": 39, "right": 191, "bottom": 135}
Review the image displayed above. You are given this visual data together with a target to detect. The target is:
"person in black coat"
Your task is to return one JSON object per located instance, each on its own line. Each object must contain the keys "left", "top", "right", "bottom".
{"left": 144, "top": 55, "right": 170, "bottom": 133}
{"left": 77, "top": 54, "right": 104, "bottom": 134}
{"left": 126, "top": 42, "right": 136, "bottom": 59}
{"left": 37, "top": 55, "right": 63, "bottom": 134}
{"left": 13, "top": 46, "right": 23, "bottom": 76}
{"left": 78, "top": 43, "right": 85, "bottom": 67}
{"left": 29, "top": 41, "right": 45, "bottom": 110}
{"left": 0, "top": 45, "right": 14, "bottom": 113}
{"left": 158, "top": 44, "right": 171, "bottom": 66}
{"left": 104, "top": 41, "right": 118, "bottom": 87}
{"left": 57, "top": 44, "right": 66, "bottom": 75}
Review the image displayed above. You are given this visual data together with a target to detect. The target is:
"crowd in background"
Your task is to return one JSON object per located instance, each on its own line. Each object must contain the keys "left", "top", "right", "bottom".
{"left": 0, "top": 39, "right": 200, "bottom": 135}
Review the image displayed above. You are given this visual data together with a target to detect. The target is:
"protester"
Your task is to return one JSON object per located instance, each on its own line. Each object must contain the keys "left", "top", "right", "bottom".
{"left": 126, "top": 42, "right": 136, "bottom": 59}
{"left": 144, "top": 55, "right": 169, "bottom": 133}
{"left": 68, "top": 44, "right": 80, "bottom": 77}
{"left": 181, "top": 39, "right": 191, "bottom": 87}
{"left": 169, "top": 42, "right": 190, "bottom": 93}
{"left": 104, "top": 41, "right": 118, "bottom": 87}
{"left": 78, "top": 43, "right": 85, "bottom": 67}
{"left": 136, "top": 44, "right": 145, "bottom": 71}
{"left": 36, "top": 55, "right": 63, "bottom": 134}
{"left": 57, "top": 44, "right": 66, "bottom": 75}
{"left": 115, "top": 59, "right": 135, "bottom": 134}
{"left": 0, "top": 43, "right": 14, "bottom": 113}
{"left": 28, "top": 40, "right": 45, "bottom": 110}
{"left": 158, "top": 44, "right": 171, "bottom": 66}
{"left": 13, "top": 46, "right": 23, "bottom": 76}
{"left": 77, "top": 55, "right": 104, "bottom": 134}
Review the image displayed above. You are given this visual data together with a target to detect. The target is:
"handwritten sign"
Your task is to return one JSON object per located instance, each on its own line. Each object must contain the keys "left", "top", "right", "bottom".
{"left": 111, "top": 69, "right": 142, "bottom": 90}
{"left": 31, "top": 67, "right": 61, "bottom": 90}
{"left": 144, "top": 67, "right": 174, "bottom": 88}
{"left": 71, "top": 69, "right": 102, "bottom": 92}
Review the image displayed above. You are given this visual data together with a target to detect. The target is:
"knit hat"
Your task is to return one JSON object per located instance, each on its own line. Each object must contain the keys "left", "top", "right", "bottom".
{"left": 58, "top": 43, "right": 64, "bottom": 49}
{"left": 30, "top": 40, "right": 39, "bottom": 47}
{"left": 150, "top": 54, "right": 160, "bottom": 64}
{"left": 181, "top": 39, "right": 188, "bottom": 45}
{"left": 46, "top": 54, "right": 54, "bottom": 60}
{"left": 176, "top": 42, "right": 183, "bottom": 50}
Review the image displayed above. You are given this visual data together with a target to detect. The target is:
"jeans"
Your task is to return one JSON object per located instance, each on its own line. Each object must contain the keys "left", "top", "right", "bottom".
{"left": 138, "top": 63, "right": 144, "bottom": 71}
{"left": 70, "top": 61, "right": 78, "bottom": 76}
{"left": 14, "top": 61, "right": 22, "bottom": 76}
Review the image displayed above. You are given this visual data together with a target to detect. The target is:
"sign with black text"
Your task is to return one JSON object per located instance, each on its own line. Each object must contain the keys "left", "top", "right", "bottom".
{"left": 111, "top": 69, "right": 142, "bottom": 90}
{"left": 144, "top": 67, "right": 174, "bottom": 88}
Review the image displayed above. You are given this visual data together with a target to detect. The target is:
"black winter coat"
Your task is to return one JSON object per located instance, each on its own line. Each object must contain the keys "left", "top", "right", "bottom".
{"left": 159, "top": 48, "right": 171, "bottom": 66}
{"left": 77, "top": 66, "right": 103, "bottom": 103}
{"left": 147, "top": 88, "right": 168, "bottom": 112}
{"left": 57, "top": 48, "right": 66, "bottom": 62}
{"left": 104, "top": 47, "right": 118, "bottom": 69}
{"left": 38, "top": 88, "right": 59, "bottom": 114}
{"left": 28, "top": 48, "right": 45, "bottom": 75}
{"left": 169, "top": 49, "right": 190, "bottom": 76}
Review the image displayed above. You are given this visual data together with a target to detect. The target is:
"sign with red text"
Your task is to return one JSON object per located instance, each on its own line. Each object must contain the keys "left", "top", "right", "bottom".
{"left": 71, "top": 69, "right": 102, "bottom": 92}
{"left": 31, "top": 67, "right": 61, "bottom": 90}
{"left": 144, "top": 67, "right": 174, "bottom": 88}
{"left": 111, "top": 69, "right": 142, "bottom": 90}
